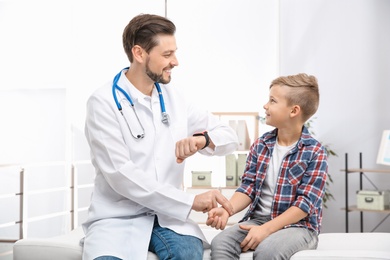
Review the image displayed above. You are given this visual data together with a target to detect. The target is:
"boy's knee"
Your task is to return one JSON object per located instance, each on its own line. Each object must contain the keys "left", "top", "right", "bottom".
{"left": 254, "top": 241, "right": 289, "bottom": 260}
{"left": 210, "top": 233, "right": 224, "bottom": 250}
{"left": 253, "top": 246, "right": 281, "bottom": 260}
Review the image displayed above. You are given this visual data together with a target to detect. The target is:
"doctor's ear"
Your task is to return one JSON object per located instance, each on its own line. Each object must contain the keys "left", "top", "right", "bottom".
{"left": 132, "top": 45, "right": 145, "bottom": 62}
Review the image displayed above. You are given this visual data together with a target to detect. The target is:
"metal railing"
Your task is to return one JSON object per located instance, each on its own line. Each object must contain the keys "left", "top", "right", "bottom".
{"left": 0, "top": 160, "right": 93, "bottom": 243}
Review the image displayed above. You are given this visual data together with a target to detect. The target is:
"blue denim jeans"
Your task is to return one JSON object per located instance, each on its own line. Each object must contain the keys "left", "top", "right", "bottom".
{"left": 93, "top": 217, "right": 203, "bottom": 260}
{"left": 211, "top": 215, "right": 318, "bottom": 260}
{"left": 148, "top": 216, "right": 203, "bottom": 260}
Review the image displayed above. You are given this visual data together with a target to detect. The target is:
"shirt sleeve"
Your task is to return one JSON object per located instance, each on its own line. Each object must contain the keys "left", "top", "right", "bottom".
{"left": 185, "top": 102, "right": 239, "bottom": 156}
{"left": 292, "top": 145, "right": 328, "bottom": 214}
{"left": 236, "top": 139, "right": 263, "bottom": 200}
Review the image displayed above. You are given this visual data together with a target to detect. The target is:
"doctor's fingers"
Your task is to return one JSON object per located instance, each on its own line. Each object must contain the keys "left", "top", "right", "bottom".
{"left": 192, "top": 190, "right": 219, "bottom": 212}
{"left": 213, "top": 191, "right": 234, "bottom": 216}
{"left": 203, "top": 190, "right": 233, "bottom": 215}
{"left": 191, "top": 194, "right": 209, "bottom": 212}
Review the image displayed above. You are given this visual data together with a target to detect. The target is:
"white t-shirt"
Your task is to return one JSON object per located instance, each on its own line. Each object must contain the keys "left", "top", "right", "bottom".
{"left": 255, "top": 140, "right": 296, "bottom": 216}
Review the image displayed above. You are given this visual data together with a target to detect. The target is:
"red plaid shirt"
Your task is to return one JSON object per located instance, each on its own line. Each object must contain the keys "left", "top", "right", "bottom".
{"left": 237, "top": 126, "right": 328, "bottom": 234}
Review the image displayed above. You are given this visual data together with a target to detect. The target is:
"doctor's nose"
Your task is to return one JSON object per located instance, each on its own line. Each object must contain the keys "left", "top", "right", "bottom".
{"left": 170, "top": 55, "right": 179, "bottom": 67}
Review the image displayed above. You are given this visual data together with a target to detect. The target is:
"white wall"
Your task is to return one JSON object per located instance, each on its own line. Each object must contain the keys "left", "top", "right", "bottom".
{"left": 168, "top": 0, "right": 279, "bottom": 112}
{"left": 0, "top": 0, "right": 389, "bottom": 239}
{"left": 279, "top": 0, "right": 390, "bottom": 233}
{"left": 0, "top": 0, "right": 166, "bottom": 239}
{"left": 168, "top": 0, "right": 280, "bottom": 188}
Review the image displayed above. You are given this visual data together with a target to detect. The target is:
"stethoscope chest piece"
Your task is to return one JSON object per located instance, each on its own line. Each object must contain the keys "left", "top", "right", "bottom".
{"left": 161, "top": 112, "right": 170, "bottom": 125}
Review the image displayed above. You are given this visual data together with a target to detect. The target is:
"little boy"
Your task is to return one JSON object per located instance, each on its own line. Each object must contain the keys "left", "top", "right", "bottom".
{"left": 207, "top": 73, "right": 328, "bottom": 259}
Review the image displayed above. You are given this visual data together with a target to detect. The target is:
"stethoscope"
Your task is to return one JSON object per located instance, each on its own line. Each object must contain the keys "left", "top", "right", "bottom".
{"left": 112, "top": 68, "right": 170, "bottom": 139}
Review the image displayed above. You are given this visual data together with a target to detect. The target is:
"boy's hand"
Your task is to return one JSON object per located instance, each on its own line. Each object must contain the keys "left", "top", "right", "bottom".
{"left": 239, "top": 225, "right": 270, "bottom": 252}
{"left": 206, "top": 207, "right": 230, "bottom": 230}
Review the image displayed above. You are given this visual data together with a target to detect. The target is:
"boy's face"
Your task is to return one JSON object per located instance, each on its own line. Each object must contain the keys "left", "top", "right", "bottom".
{"left": 144, "top": 34, "right": 179, "bottom": 84}
{"left": 263, "top": 84, "right": 292, "bottom": 128}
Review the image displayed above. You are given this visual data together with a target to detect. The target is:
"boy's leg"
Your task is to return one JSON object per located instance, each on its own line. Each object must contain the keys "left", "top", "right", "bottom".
{"left": 253, "top": 227, "right": 318, "bottom": 260}
{"left": 211, "top": 219, "right": 259, "bottom": 260}
{"left": 148, "top": 217, "right": 203, "bottom": 260}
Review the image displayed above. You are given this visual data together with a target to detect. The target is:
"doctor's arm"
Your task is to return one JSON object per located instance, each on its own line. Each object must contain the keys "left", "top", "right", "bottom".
{"left": 175, "top": 133, "right": 215, "bottom": 164}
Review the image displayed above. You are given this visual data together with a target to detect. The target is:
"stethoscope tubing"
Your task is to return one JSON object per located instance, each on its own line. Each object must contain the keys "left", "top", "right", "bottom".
{"left": 112, "top": 68, "right": 170, "bottom": 138}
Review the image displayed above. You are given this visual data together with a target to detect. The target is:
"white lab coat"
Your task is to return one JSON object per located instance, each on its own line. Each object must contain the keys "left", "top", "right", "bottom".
{"left": 82, "top": 69, "right": 239, "bottom": 260}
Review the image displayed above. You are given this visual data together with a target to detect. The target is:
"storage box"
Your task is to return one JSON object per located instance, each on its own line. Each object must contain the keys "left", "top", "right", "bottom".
{"left": 191, "top": 171, "right": 212, "bottom": 187}
{"left": 236, "top": 153, "right": 247, "bottom": 185}
{"left": 357, "top": 190, "right": 390, "bottom": 210}
{"left": 225, "top": 154, "right": 237, "bottom": 186}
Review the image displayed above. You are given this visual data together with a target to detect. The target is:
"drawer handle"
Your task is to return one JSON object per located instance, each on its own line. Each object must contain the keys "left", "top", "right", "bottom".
{"left": 365, "top": 197, "right": 374, "bottom": 203}
{"left": 197, "top": 175, "right": 206, "bottom": 180}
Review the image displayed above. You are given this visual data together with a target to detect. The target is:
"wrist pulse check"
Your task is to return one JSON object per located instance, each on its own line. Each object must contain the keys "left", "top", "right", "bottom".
{"left": 193, "top": 131, "right": 210, "bottom": 149}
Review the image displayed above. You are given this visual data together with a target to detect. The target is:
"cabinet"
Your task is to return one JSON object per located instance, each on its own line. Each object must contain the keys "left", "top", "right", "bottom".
{"left": 341, "top": 153, "right": 390, "bottom": 233}
{"left": 185, "top": 112, "right": 258, "bottom": 222}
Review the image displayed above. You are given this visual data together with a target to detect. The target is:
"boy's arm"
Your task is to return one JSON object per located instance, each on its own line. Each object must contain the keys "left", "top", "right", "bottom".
{"left": 229, "top": 192, "right": 252, "bottom": 215}
{"left": 254, "top": 206, "right": 307, "bottom": 234}
{"left": 239, "top": 206, "right": 307, "bottom": 251}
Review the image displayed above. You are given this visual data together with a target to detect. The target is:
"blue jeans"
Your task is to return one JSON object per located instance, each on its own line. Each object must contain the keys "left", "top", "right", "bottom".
{"left": 148, "top": 216, "right": 203, "bottom": 260}
{"left": 93, "top": 217, "right": 203, "bottom": 260}
{"left": 211, "top": 215, "right": 318, "bottom": 260}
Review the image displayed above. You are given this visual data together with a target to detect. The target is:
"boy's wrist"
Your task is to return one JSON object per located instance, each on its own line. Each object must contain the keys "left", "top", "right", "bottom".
{"left": 221, "top": 206, "right": 234, "bottom": 216}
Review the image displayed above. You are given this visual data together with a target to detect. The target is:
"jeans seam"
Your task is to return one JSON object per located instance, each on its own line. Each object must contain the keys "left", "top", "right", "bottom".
{"left": 151, "top": 228, "right": 173, "bottom": 259}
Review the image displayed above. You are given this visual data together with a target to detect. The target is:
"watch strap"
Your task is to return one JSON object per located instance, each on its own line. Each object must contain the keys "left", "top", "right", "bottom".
{"left": 193, "top": 131, "right": 210, "bottom": 149}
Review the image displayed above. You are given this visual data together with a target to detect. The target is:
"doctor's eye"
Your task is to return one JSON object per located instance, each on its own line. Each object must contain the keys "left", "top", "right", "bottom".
{"left": 163, "top": 51, "right": 172, "bottom": 58}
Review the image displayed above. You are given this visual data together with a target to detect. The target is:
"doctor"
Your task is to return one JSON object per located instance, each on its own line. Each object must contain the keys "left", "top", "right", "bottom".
{"left": 82, "top": 14, "right": 239, "bottom": 260}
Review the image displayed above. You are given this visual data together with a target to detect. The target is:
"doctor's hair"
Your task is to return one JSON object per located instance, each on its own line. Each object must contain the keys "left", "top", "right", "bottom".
{"left": 123, "top": 14, "right": 176, "bottom": 63}
{"left": 270, "top": 73, "right": 319, "bottom": 122}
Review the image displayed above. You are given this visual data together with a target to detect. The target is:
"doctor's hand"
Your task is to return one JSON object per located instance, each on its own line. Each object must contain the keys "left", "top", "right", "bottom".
{"left": 191, "top": 189, "right": 233, "bottom": 216}
{"left": 175, "top": 136, "right": 205, "bottom": 164}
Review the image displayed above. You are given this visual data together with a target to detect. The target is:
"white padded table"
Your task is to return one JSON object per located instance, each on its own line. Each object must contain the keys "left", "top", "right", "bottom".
{"left": 13, "top": 227, "right": 390, "bottom": 260}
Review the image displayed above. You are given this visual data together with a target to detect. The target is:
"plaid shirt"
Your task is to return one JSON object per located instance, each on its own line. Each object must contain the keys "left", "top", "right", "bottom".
{"left": 237, "top": 126, "right": 328, "bottom": 234}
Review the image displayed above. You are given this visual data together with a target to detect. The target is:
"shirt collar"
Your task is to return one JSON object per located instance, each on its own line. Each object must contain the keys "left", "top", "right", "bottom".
{"left": 263, "top": 125, "right": 316, "bottom": 149}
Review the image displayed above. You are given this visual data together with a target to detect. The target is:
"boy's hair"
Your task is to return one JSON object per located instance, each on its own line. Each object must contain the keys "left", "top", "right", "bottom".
{"left": 123, "top": 14, "right": 176, "bottom": 63}
{"left": 270, "top": 73, "right": 319, "bottom": 122}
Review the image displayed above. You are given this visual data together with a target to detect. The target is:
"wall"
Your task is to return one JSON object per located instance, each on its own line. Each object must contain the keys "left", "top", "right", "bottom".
{"left": 167, "top": 0, "right": 280, "bottom": 188}
{"left": 279, "top": 0, "right": 390, "bottom": 232}
{"left": 0, "top": 0, "right": 166, "bottom": 239}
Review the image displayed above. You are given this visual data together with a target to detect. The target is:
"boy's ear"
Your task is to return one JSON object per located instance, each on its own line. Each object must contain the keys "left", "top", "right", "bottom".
{"left": 290, "top": 105, "right": 301, "bottom": 118}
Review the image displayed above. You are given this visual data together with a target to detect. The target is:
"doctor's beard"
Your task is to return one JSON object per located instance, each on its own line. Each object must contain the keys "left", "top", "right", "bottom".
{"left": 145, "top": 60, "right": 172, "bottom": 84}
